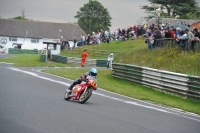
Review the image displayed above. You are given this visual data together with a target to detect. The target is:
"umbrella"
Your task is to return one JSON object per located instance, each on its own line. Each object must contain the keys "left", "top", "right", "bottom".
{"left": 165, "top": 24, "right": 190, "bottom": 31}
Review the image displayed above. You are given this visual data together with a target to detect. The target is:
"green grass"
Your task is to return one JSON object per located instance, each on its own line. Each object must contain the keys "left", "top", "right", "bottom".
{"left": 115, "top": 47, "right": 200, "bottom": 76}
{"left": 43, "top": 68, "right": 200, "bottom": 114}
{"left": 0, "top": 54, "right": 78, "bottom": 67}
{"left": 61, "top": 38, "right": 200, "bottom": 76}
{"left": 60, "top": 38, "right": 147, "bottom": 60}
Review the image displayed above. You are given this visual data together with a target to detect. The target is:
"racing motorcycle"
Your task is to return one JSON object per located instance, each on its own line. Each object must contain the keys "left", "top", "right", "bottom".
{"left": 64, "top": 76, "right": 97, "bottom": 104}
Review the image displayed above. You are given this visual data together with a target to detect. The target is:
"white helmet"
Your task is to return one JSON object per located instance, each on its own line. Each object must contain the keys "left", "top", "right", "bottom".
{"left": 110, "top": 53, "right": 113, "bottom": 56}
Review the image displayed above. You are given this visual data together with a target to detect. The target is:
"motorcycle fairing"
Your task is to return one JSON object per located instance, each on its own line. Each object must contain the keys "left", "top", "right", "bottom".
{"left": 71, "top": 84, "right": 87, "bottom": 100}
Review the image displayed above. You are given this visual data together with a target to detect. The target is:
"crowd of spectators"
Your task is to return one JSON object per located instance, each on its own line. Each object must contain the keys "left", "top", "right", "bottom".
{"left": 143, "top": 22, "right": 200, "bottom": 51}
{"left": 60, "top": 25, "right": 145, "bottom": 49}
{"left": 60, "top": 21, "right": 200, "bottom": 51}
{"left": 76, "top": 24, "right": 148, "bottom": 46}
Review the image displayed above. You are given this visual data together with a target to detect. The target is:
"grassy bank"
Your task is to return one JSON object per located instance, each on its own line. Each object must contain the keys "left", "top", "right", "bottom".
{"left": 60, "top": 39, "right": 147, "bottom": 59}
{"left": 0, "top": 54, "right": 78, "bottom": 67}
{"left": 43, "top": 68, "right": 200, "bottom": 114}
{"left": 115, "top": 47, "right": 200, "bottom": 76}
{"left": 61, "top": 38, "right": 200, "bottom": 75}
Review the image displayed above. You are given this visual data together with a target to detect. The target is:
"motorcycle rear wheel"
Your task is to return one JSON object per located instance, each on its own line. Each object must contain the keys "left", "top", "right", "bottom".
{"left": 64, "top": 91, "right": 71, "bottom": 100}
{"left": 79, "top": 88, "right": 92, "bottom": 104}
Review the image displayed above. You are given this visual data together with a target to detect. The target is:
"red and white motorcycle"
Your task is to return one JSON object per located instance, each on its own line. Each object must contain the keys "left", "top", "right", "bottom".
{"left": 64, "top": 76, "right": 97, "bottom": 104}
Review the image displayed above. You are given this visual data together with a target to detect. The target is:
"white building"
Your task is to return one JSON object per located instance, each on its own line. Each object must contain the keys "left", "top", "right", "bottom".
{"left": 0, "top": 19, "right": 86, "bottom": 54}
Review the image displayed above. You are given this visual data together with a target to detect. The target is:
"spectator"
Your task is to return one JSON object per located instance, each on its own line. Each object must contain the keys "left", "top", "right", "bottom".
{"left": 80, "top": 36, "right": 83, "bottom": 46}
{"left": 193, "top": 28, "right": 200, "bottom": 39}
{"left": 164, "top": 27, "right": 170, "bottom": 38}
{"left": 175, "top": 27, "right": 181, "bottom": 39}
{"left": 108, "top": 30, "right": 112, "bottom": 40}
{"left": 177, "top": 30, "right": 187, "bottom": 47}
{"left": 192, "top": 28, "right": 200, "bottom": 50}
{"left": 105, "top": 37, "right": 110, "bottom": 43}
{"left": 86, "top": 34, "right": 90, "bottom": 45}
{"left": 64, "top": 40, "right": 69, "bottom": 50}
{"left": 169, "top": 28, "right": 175, "bottom": 39}
{"left": 153, "top": 26, "right": 164, "bottom": 48}
{"left": 145, "top": 29, "right": 153, "bottom": 50}
{"left": 114, "top": 28, "right": 118, "bottom": 40}
{"left": 82, "top": 35, "right": 86, "bottom": 45}
{"left": 185, "top": 29, "right": 194, "bottom": 50}
{"left": 119, "top": 34, "right": 125, "bottom": 41}
{"left": 73, "top": 37, "right": 77, "bottom": 47}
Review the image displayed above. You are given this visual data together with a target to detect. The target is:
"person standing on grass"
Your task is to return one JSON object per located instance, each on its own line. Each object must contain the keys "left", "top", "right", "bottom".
{"left": 81, "top": 50, "right": 88, "bottom": 67}
{"left": 107, "top": 53, "right": 113, "bottom": 69}
{"left": 73, "top": 37, "right": 77, "bottom": 48}
{"left": 185, "top": 29, "right": 194, "bottom": 50}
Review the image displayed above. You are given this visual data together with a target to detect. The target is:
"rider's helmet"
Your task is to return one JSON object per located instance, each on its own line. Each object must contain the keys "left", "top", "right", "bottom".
{"left": 89, "top": 68, "right": 97, "bottom": 76}
{"left": 110, "top": 53, "right": 113, "bottom": 56}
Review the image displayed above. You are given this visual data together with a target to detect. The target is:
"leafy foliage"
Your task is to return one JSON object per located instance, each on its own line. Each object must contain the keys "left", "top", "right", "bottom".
{"left": 141, "top": 0, "right": 200, "bottom": 21}
{"left": 75, "top": 0, "right": 112, "bottom": 34}
{"left": 12, "top": 16, "right": 28, "bottom": 20}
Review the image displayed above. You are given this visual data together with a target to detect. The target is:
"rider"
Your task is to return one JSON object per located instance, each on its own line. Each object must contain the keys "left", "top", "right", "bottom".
{"left": 68, "top": 68, "right": 98, "bottom": 92}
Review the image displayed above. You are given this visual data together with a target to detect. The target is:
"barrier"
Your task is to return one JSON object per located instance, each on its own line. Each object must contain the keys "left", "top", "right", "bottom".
{"left": 8, "top": 48, "right": 38, "bottom": 54}
{"left": 66, "top": 47, "right": 119, "bottom": 58}
{"left": 52, "top": 55, "right": 67, "bottom": 64}
{"left": 152, "top": 38, "right": 200, "bottom": 51}
{"left": 96, "top": 60, "right": 107, "bottom": 67}
{"left": 49, "top": 55, "right": 107, "bottom": 67}
{"left": 40, "top": 55, "right": 46, "bottom": 62}
{"left": 112, "top": 63, "right": 200, "bottom": 102}
{"left": 67, "top": 57, "right": 97, "bottom": 67}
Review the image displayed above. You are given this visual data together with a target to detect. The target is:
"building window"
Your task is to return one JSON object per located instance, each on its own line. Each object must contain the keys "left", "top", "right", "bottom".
{"left": 48, "top": 44, "right": 56, "bottom": 50}
{"left": 9, "top": 37, "right": 17, "bottom": 42}
{"left": 31, "top": 38, "right": 39, "bottom": 43}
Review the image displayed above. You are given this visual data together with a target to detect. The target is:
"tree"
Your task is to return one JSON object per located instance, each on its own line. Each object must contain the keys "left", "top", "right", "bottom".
{"left": 12, "top": 8, "right": 28, "bottom": 20}
{"left": 75, "top": 0, "right": 112, "bottom": 34}
{"left": 21, "top": 8, "right": 28, "bottom": 19}
{"left": 141, "top": 0, "right": 200, "bottom": 21}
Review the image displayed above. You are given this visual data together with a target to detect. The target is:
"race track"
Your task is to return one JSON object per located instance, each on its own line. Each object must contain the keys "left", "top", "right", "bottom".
{"left": 0, "top": 63, "right": 200, "bottom": 133}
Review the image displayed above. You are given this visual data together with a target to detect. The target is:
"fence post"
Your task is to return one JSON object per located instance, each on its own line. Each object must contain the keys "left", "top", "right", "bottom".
{"left": 194, "top": 41, "right": 199, "bottom": 52}
{"left": 185, "top": 40, "right": 188, "bottom": 51}
{"left": 102, "top": 51, "right": 103, "bottom": 57}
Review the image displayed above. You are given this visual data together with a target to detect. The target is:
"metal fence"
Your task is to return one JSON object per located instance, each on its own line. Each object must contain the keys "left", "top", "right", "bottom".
{"left": 40, "top": 55, "right": 46, "bottom": 62}
{"left": 9, "top": 48, "right": 38, "bottom": 54}
{"left": 66, "top": 47, "right": 119, "bottom": 58}
{"left": 149, "top": 38, "right": 200, "bottom": 51}
{"left": 52, "top": 55, "right": 67, "bottom": 64}
{"left": 112, "top": 63, "right": 200, "bottom": 102}
{"left": 48, "top": 54, "right": 107, "bottom": 67}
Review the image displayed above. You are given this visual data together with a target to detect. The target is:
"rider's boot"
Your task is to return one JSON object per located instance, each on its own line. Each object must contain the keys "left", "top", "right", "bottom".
{"left": 68, "top": 82, "right": 77, "bottom": 93}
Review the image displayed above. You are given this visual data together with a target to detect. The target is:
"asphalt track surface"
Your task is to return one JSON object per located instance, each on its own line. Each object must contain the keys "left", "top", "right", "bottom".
{"left": 0, "top": 62, "right": 200, "bottom": 133}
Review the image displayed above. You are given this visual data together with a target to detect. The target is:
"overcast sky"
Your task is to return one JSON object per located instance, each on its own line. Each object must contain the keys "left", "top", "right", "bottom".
{"left": 0, "top": 0, "right": 200, "bottom": 32}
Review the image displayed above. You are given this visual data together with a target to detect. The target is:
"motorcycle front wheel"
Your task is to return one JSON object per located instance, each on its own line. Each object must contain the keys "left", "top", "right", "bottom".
{"left": 79, "top": 88, "right": 92, "bottom": 104}
{"left": 64, "top": 91, "right": 71, "bottom": 100}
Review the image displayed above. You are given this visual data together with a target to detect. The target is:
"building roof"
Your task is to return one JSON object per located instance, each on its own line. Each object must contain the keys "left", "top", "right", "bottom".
{"left": 190, "top": 21, "right": 200, "bottom": 26}
{"left": 0, "top": 19, "right": 86, "bottom": 40}
{"left": 147, "top": 18, "right": 200, "bottom": 26}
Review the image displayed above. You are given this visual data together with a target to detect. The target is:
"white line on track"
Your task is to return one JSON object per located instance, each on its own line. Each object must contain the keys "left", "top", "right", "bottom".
{"left": 7, "top": 67, "right": 200, "bottom": 122}
{"left": 0, "top": 62, "right": 14, "bottom": 64}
